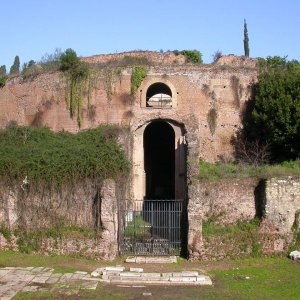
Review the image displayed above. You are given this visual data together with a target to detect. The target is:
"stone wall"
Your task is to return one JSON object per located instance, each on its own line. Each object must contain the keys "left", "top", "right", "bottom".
{"left": 0, "top": 179, "right": 119, "bottom": 260}
{"left": 187, "top": 178, "right": 259, "bottom": 260}
{"left": 0, "top": 58, "right": 258, "bottom": 162}
{"left": 187, "top": 176, "right": 300, "bottom": 260}
{"left": 81, "top": 51, "right": 187, "bottom": 65}
{"left": 263, "top": 176, "right": 300, "bottom": 233}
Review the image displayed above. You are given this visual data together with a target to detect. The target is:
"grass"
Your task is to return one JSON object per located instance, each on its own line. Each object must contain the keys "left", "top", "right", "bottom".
{"left": 199, "top": 160, "right": 300, "bottom": 180}
{"left": 123, "top": 215, "right": 151, "bottom": 238}
{"left": 5, "top": 251, "right": 299, "bottom": 299}
{"left": 202, "top": 217, "right": 260, "bottom": 236}
{"left": 3, "top": 223, "right": 99, "bottom": 254}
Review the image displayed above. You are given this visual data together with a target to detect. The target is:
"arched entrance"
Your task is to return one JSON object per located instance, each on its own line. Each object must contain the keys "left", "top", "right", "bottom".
{"left": 119, "top": 119, "right": 187, "bottom": 256}
{"left": 144, "top": 121, "right": 175, "bottom": 199}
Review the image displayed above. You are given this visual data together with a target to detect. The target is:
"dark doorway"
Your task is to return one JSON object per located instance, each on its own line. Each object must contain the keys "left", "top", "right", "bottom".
{"left": 144, "top": 121, "right": 175, "bottom": 199}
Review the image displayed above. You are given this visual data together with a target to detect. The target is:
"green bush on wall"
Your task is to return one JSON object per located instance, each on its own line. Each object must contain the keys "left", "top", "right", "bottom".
{"left": 0, "top": 125, "right": 130, "bottom": 186}
{"left": 180, "top": 50, "right": 203, "bottom": 63}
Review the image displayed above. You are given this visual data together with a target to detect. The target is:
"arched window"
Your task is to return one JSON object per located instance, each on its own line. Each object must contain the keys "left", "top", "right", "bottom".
{"left": 146, "top": 82, "right": 172, "bottom": 108}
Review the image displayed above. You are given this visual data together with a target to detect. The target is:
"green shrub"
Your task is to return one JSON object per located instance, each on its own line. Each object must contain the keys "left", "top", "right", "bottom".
{"left": 0, "top": 125, "right": 130, "bottom": 186}
{"left": 0, "top": 226, "right": 12, "bottom": 240}
{"left": 59, "top": 48, "right": 80, "bottom": 71}
{"left": 180, "top": 50, "right": 203, "bottom": 63}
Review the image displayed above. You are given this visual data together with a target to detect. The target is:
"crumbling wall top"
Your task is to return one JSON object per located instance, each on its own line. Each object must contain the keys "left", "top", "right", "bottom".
{"left": 81, "top": 51, "right": 187, "bottom": 65}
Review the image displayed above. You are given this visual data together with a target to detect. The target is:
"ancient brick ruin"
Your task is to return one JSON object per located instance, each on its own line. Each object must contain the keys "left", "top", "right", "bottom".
{"left": 0, "top": 52, "right": 299, "bottom": 259}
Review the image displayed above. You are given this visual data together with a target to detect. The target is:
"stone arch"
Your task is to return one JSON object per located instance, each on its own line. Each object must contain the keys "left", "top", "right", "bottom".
{"left": 132, "top": 118, "right": 186, "bottom": 200}
{"left": 139, "top": 78, "right": 178, "bottom": 108}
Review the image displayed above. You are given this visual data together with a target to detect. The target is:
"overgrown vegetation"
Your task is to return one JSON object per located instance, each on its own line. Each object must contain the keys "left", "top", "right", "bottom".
{"left": 0, "top": 125, "right": 130, "bottom": 186}
{"left": 0, "top": 222, "right": 98, "bottom": 254}
{"left": 242, "top": 56, "right": 300, "bottom": 162}
{"left": 179, "top": 50, "right": 203, "bottom": 63}
{"left": 59, "top": 48, "right": 90, "bottom": 127}
{"left": 202, "top": 216, "right": 262, "bottom": 258}
{"left": 203, "top": 216, "right": 260, "bottom": 236}
{"left": 123, "top": 216, "right": 151, "bottom": 238}
{"left": 198, "top": 160, "right": 300, "bottom": 180}
{"left": 131, "top": 66, "right": 147, "bottom": 95}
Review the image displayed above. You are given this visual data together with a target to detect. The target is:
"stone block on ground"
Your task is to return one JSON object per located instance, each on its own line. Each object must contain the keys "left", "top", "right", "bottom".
{"left": 130, "top": 267, "right": 143, "bottom": 273}
{"left": 289, "top": 250, "right": 300, "bottom": 260}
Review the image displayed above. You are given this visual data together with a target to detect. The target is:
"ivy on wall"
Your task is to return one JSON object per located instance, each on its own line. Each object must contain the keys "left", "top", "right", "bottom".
{"left": 131, "top": 66, "right": 147, "bottom": 95}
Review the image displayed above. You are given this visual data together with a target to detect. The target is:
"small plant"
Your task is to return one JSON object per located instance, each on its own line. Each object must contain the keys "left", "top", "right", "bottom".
{"left": 0, "top": 225, "right": 12, "bottom": 240}
{"left": 131, "top": 66, "right": 147, "bottom": 95}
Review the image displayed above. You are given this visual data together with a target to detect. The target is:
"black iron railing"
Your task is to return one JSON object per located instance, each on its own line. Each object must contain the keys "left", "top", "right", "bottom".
{"left": 119, "top": 199, "right": 183, "bottom": 256}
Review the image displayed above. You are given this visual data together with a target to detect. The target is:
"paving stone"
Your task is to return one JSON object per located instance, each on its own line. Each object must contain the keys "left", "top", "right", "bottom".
{"left": 71, "top": 273, "right": 86, "bottom": 280}
{"left": 46, "top": 277, "right": 60, "bottom": 284}
{"left": 32, "top": 276, "right": 50, "bottom": 284}
{"left": 103, "top": 270, "right": 121, "bottom": 276}
{"left": 172, "top": 272, "right": 184, "bottom": 277}
{"left": 169, "top": 277, "right": 197, "bottom": 282}
{"left": 196, "top": 275, "right": 207, "bottom": 281}
{"left": 162, "top": 273, "right": 173, "bottom": 278}
{"left": 32, "top": 267, "right": 45, "bottom": 273}
{"left": 125, "top": 256, "right": 136, "bottom": 263}
{"left": 22, "top": 285, "right": 39, "bottom": 292}
{"left": 181, "top": 271, "right": 199, "bottom": 277}
{"left": 105, "top": 266, "right": 125, "bottom": 272}
{"left": 0, "top": 269, "right": 12, "bottom": 278}
{"left": 130, "top": 267, "right": 143, "bottom": 272}
{"left": 141, "top": 273, "right": 161, "bottom": 278}
{"left": 59, "top": 273, "right": 73, "bottom": 283}
{"left": 135, "top": 257, "right": 147, "bottom": 263}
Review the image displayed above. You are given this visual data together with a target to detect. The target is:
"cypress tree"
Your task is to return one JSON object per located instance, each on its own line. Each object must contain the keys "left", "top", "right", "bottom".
{"left": 10, "top": 56, "right": 20, "bottom": 75}
{"left": 244, "top": 19, "right": 250, "bottom": 57}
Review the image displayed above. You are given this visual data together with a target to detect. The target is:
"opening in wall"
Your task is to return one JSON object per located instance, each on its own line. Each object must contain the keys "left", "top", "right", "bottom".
{"left": 146, "top": 82, "right": 172, "bottom": 108}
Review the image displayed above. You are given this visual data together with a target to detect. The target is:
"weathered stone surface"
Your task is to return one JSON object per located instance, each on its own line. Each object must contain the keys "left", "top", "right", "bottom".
{"left": 130, "top": 267, "right": 143, "bottom": 273}
{"left": 263, "top": 177, "right": 300, "bottom": 233}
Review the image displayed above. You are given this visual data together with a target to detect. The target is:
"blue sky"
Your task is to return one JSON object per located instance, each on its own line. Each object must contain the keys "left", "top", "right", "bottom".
{"left": 1, "top": 0, "right": 299, "bottom": 69}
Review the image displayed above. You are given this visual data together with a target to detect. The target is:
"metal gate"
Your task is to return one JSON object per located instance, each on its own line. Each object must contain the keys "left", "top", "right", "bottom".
{"left": 119, "top": 199, "right": 184, "bottom": 256}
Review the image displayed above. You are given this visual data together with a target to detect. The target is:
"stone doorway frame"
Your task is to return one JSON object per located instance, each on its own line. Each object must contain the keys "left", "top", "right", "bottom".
{"left": 131, "top": 119, "right": 187, "bottom": 201}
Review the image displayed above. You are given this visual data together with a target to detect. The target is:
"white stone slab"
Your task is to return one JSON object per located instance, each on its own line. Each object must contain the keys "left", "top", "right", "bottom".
{"left": 141, "top": 273, "right": 161, "bottom": 278}
{"left": 120, "top": 272, "right": 141, "bottom": 277}
{"left": 169, "top": 277, "right": 197, "bottom": 282}
{"left": 105, "top": 266, "right": 125, "bottom": 272}
{"left": 130, "top": 267, "right": 143, "bottom": 273}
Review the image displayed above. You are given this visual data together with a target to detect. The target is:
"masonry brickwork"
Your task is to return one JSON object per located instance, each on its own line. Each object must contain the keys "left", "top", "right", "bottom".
{"left": 0, "top": 52, "right": 298, "bottom": 259}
